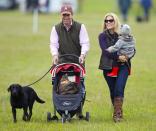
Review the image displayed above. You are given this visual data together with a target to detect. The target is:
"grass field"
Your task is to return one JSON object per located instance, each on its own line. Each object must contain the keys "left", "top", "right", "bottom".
{"left": 0, "top": 0, "right": 156, "bottom": 131}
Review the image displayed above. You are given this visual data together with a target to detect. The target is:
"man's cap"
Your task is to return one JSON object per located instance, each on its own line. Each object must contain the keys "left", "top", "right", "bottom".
{"left": 60, "top": 5, "right": 73, "bottom": 15}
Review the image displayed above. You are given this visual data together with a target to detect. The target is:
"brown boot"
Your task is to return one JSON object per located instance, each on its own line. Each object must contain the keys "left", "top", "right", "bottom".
{"left": 113, "top": 97, "right": 123, "bottom": 122}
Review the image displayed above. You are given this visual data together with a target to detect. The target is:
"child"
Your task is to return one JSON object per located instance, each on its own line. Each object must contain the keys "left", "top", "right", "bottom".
{"left": 106, "top": 24, "right": 135, "bottom": 77}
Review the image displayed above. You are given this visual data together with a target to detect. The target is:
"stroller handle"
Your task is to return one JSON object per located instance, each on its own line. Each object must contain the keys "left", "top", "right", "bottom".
{"left": 58, "top": 54, "right": 84, "bottom": 67}
{"left": 59, "top": 54, "right": 79, "bottom": 59}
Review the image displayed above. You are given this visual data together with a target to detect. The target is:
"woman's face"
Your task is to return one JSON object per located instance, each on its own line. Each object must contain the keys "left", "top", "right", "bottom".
{"left": 105, "top": 15, "right": 115, "bottom": 31}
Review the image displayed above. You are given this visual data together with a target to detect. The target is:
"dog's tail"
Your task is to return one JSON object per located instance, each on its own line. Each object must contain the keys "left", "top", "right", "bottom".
{"left": 35, "top": 95, "right": 45, "bottom": 104}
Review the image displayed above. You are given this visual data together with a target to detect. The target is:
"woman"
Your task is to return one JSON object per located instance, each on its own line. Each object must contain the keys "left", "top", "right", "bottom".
{"left": 98, "top": 13, "right": 134, "bottom": 122}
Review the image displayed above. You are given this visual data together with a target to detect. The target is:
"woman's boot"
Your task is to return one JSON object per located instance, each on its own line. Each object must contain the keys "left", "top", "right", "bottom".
{"left": 113, "top": 97, "right": 123, "bottom": 122}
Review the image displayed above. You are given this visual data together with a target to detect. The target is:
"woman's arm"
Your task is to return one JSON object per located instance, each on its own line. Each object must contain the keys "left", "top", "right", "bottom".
{"left": 98, "top": 33, "right": 119, "bottom": 60}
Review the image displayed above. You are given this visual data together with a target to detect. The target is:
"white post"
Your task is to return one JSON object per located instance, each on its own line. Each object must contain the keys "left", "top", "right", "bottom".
{"left": 32, "top": 8, "right": 39, "bottom": 33}
{"left": 19, "top": 0, "right": 26, "bottom": 13}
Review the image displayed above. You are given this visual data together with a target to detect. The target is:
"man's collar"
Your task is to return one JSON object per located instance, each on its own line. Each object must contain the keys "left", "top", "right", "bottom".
{"left": 63, "top": 21, "right": 73, "bottom": 31}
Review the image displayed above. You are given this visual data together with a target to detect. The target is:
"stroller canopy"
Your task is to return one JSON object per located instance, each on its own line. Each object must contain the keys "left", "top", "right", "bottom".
{"left": 50, "top": 63, "right": 85, "bottom": 78}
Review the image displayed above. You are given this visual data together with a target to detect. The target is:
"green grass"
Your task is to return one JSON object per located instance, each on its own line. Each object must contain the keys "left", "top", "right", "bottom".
{"left": 0, "top": 0, "right": 156, "bottom": 130}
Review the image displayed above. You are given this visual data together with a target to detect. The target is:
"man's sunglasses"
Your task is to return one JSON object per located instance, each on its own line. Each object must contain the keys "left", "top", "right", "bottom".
{"left": 62, "top": 13, "right": 70, "bottom": 16}
{"left": 104, "top": 19, "right": 114, "bottom": 23}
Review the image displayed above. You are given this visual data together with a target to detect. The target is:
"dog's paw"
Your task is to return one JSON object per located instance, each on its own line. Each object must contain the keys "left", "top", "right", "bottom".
{"left": 23, "top": 116, "right": 27, "bottom": 121}
{"left": 27, "top": 115, "right": 31, "bottom": 121}
{"left": 13, "top": 119, "right": 17, "bottom": 123}
{"left": 51, "top": 115, "right": 59, "bottom": 121}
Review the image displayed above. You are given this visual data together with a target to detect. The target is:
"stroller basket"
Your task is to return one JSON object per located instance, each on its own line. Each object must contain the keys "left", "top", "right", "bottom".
{"left": 53, "top": 93, "right": 82, "bottom": 111}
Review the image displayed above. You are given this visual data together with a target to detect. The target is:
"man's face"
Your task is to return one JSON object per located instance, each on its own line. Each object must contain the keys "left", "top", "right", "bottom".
{"left": 61, "top": 13, "right": 72, "bottom": 27}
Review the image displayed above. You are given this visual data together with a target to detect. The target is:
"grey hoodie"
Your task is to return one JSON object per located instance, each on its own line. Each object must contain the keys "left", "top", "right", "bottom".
{"left": 107, "top": 24, "right": 135, "bottom": 58}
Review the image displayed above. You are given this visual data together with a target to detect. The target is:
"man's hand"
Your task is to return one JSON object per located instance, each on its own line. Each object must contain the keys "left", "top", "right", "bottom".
{"left": 53, "top": 55, "right": 58, "bottom": 65}
{"left": 79, "top": 54, "right": 85, "bottom": 64}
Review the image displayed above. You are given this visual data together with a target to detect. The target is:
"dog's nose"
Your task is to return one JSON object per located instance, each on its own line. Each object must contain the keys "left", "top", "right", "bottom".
{"left": 12, "top": 90, "right": 17, "bottom": 96}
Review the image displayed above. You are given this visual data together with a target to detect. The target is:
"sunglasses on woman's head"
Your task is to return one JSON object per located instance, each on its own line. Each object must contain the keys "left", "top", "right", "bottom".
{"left": 104, "top": 19, "right": 114, "bottom": 23}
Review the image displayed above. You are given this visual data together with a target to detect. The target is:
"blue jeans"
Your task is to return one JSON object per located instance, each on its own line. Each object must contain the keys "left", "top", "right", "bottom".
{"left": 143, "top": 7, "right": 150, "bottom": 20}
{"left": 103, "top": 64, "right": 129, "bottom": 103}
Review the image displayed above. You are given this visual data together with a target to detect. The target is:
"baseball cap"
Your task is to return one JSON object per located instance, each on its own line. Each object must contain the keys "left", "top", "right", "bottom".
{"left": 60, "top": 5, "right": 73, "bottom": 15}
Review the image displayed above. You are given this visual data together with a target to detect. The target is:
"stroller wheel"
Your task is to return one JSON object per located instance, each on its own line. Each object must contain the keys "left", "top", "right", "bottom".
{"left": 66, "top": 113, "right": 71, "bottom": 122}
{"left": 78, "top": 114, "right": 84, "bottom": 120}
{"left": 47, "top": 112, "right": 51, "bottom": 122}
{"left": 61, "top": 114, "right": 66, "bottom": 123}
{"left": 85, "top": 112, "right": 90, "bottom": 121}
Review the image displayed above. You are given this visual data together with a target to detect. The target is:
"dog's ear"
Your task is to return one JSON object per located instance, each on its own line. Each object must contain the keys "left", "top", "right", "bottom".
{"left": 7, "top": 86, "right": 11, "bottom": 92}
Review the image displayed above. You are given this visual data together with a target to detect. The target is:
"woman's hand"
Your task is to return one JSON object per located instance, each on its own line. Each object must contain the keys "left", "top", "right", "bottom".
{"left": 118, "top": 55, "right": 128, "bottom": 62}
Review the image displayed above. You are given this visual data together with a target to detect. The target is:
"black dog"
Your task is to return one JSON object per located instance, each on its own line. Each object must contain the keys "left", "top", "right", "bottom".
{"left": 8, "top": 84, "right": 45, "bottom": 123}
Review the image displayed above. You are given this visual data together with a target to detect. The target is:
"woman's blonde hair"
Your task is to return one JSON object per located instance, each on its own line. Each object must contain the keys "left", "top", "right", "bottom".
{"left": 103, "top": 12, "right": 121, "bottom": 33}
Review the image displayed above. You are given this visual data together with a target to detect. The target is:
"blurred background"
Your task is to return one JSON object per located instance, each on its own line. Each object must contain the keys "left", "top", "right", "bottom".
{"left": 0, "top": 0, "right": 155, "bottom": 15}
{"left": 0, "top": 0, "right": 155, "bottom": 33}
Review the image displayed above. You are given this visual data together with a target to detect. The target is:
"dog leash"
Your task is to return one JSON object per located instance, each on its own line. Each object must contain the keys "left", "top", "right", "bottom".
{"left": 24, "top": 65, "right": 55, "bottom": 87}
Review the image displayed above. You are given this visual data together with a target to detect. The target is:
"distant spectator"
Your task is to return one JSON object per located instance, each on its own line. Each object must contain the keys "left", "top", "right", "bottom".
{"left": 140, "top": 0, "right": 152, "bottom": 21}
{"left": 38, "top": 0, "right": 49, "bottom": 13}
{"left": 26, "top": 0, "right": 38, "bottom": 11}
{"left": 26, "top": 0, "right": 31, "bottom": 10}
{"left": 45, "top": 0, "right": 50, "bottom": 12}
{"left": 117, "top": 0, "right": 132, "bottom": 22}
{"left": 32, "top": 0, "right": 38, "bottom": 9}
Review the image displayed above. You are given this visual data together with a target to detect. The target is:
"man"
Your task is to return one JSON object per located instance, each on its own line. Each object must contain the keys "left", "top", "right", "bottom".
{"left": 50, "top": 5, "right": 90, "bottom": 64}
{"left": 49, "top": 4, "right": 90, "bottom": 118}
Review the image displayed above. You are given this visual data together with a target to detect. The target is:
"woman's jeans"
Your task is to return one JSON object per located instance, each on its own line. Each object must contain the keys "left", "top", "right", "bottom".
{"left": 103, "top": 64, "right": 129, "bottom": 103}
